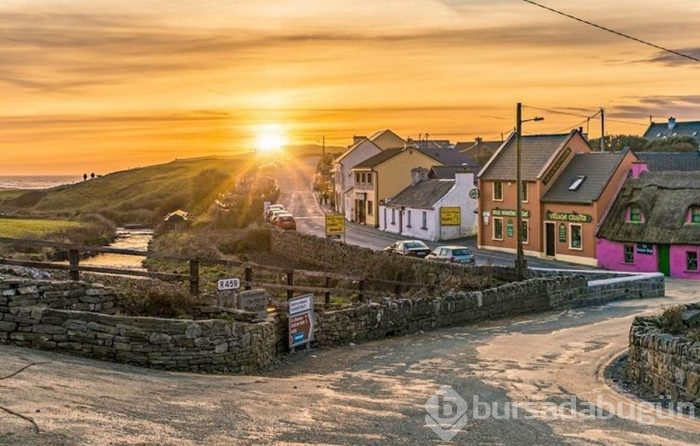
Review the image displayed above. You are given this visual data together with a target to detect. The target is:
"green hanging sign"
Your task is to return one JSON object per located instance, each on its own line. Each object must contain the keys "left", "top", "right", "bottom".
{"left": 559, "top": 223, "right": 567, "bottom": 243}
{"left": 506, "top": 219, "right": 514, "bottom": 238}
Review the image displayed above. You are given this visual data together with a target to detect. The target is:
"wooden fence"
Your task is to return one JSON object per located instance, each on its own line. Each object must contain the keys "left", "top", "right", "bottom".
{"left": 0, "top": 237, "right": 436, "bottom": 304}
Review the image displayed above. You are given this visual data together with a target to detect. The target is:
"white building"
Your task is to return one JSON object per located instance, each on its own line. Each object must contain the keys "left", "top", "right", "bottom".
{"left": 378, "top": 168, "right": 478, "bottom": 241}
{"left": 332, "top": 130, "right": 406, "bottom": 221}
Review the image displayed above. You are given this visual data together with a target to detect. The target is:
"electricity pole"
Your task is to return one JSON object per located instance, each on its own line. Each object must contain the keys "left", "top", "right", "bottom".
{"left": 600, "top": 108, "right": 605, "bottom": 152}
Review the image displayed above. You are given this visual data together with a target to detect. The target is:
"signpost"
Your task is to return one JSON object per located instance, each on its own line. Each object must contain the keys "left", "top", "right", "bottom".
{"left": 217, "top": 278, "right": 241, "bottom": 291}
{"left": 468, "top": 188, "right": 480, "bottom": 200}
{"left": 440, "top": 207, "right": 461, "bottom": 226}
{"left": 325, "top": 214, "right": 345, "bottom": 239}
{"left": 238, "top": 289, "right": 268, "bottom": 319}
{"left": 216, "top": 277, "right": 241, "bottom": 307}
{"left": 289, "top": 294, "right": 314, "bottom": 350}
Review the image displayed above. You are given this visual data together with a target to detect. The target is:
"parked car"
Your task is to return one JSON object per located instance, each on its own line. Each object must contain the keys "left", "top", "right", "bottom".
{"left": 426, "top": 246, "right": 475, "bottom": 265}
{"left": 268, "top": 208, "right": 287, "bottom": 224}
{"left": 265, "top": 204, "right": 285, "bottom": 221}
{"left": 276, "top": 213, "right": 296, "bottom": 230}
{"left": 383, "top": 240, "right": 431, "bottom": 258}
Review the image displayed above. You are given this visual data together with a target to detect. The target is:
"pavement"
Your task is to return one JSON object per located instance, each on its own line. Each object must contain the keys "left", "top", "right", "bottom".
{"left": 1, "top": 280, "right": 698, "bottom": 445}
{"left": 275, "top": 155, "right": 591, "bottom": 270}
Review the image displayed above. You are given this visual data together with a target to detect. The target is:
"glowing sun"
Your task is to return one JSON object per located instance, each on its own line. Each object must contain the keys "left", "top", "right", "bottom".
{"left": 255, "top": 124, "right": 288, "bottom": 153}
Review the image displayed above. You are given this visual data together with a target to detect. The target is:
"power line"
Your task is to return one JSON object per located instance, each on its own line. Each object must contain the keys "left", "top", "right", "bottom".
{"left": 521, "top": 0, "right": 700, "bottom": 64}
{"left": 522, "top": 105, "right": 598, "bottom": 119}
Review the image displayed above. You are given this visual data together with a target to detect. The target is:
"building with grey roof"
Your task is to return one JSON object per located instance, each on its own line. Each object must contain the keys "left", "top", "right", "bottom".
{"left": 635, "top": 151, "right": 700, "bottom": 172}
{"left": 643, "top": 117, "right": 700, "bottom": 144}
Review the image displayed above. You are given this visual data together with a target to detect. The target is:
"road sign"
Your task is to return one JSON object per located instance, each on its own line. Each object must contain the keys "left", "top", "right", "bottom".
{"left": 325, "top": 214, "right": 345, "bottom": 236}
{"left": 217, "top": 277, "right": 241, "bottom": 291}
{"left": 289, "top": 294, "right": 313, "bottom": 316}
{"left": 440, "top": 207, "right": 461, "bottom": 226}
{"left": 238, "top": 289, "right": 268, "bottom": 319}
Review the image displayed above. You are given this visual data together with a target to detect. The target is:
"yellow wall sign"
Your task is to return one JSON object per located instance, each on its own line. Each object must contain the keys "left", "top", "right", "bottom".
{"left": 440, "top": 207, "right": 461, "bottom": 226}
{"left": 325, "top": 214, "right": 345, "bottom": 235}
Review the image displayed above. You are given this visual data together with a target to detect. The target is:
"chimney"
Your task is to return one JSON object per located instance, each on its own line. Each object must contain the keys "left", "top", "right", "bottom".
{"left": 668, "top": 117, "right": 676, "bottom": 130}
{"left": 353, "top": 135, "right": 366, "bottom": 144}
{"left": 411, "top": 167, "right": 429, "bottom": 185}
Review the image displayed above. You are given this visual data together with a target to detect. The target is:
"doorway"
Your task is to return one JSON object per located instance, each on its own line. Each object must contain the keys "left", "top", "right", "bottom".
{"left": 545, "top": 222, "right": 556, "bottom": 257}
{"left": 657, "top": 244, "right": 670, "bottom": 276}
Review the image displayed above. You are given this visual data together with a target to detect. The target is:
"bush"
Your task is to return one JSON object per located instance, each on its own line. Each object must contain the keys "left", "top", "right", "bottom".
{"left": 660, "top": 306, "right": 685, "bottom": 334}
{"left": 218, "top": 227, "right": 271, "bottom": 254}
{"left": 118, "top": 285, "right": 196, "bottom": 318}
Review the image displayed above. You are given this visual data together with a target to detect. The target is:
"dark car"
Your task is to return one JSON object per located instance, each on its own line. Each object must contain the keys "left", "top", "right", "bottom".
{"left": 276, "top": 214, "right": 296, "bottom": 230}
{"left": 383, "top": 240, "right": 431, "bottom": 258}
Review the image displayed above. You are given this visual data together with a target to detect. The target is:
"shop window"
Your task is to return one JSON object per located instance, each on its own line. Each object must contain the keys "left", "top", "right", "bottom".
{"left": 367, "top": 201, "right": 373, "bottom": 216}
{"left": 628, "top": 206, "right": 643, "bottom": 224}
{"left": 493, "top": 217, "right": 504, "bottom": 240}
{"left": 624, "top": 245, "right": 635, "bottom": 264}
{"left": 688, "top": 252, "right": 698, "bottom": 271}
{"left": 493, "top": 181, "right": 503, "bottom": 201}
{"left": 421, "top": 211, "right": 428, "bottom": 230}
{"left": 689, "top": 207, "right": 700, "bottom": 224}
{"left": 569, "top": 224, "right": 582, "bottom": 250}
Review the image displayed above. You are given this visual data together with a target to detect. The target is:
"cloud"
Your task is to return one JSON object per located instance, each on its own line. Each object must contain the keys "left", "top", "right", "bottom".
{"left": 644, "top": 48, "right": 700, "bottom": 66}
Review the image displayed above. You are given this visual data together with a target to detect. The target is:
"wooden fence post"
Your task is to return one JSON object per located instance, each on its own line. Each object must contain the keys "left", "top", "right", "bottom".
{"left": 68, "top": 249, "right": 80, "bottom": 281}
{"left": 286, "top": 270, "right": 294, "bottom": 300}
{"left": 395, "top": 272, "right": 403, "bottom": 299}
{"left": 324, "top": 275, "right": 331, "bottom": 306}
{"left": 245, "top": 266, "right": 252, "bottom": 290}
{"left": 189, "top": 259, "right": 200, "bottom": 296}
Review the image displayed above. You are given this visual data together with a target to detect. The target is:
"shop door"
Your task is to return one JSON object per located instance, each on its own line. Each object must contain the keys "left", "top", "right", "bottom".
{"left": 657, "top": 244, "right": 671, "bottom": 276}
{"left": 545, "top": 222, "right": 556, "bottom": 256}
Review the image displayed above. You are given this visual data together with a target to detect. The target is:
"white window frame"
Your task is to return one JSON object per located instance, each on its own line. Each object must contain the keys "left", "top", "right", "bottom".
{"left": 492, "top": 216, "right": 504, "bottom": 241}
{"left": 521, "top": 218, "right": 529, "bottom": 245}
{"left": 493, "top": 181, "right": 503, "bottom": 202}
{"left": 521, "top": 182, "right": 528, "bottom": 203}
{"left": 569, "top": 223, "right": 583, "bottom": 251}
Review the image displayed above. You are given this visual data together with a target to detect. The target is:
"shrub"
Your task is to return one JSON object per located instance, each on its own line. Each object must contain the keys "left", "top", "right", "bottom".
{"left": 660, "top": 306, "right": 685, "bottom": 334}
{"left": 118, "top": 285, "right": 197, "bottom": 318}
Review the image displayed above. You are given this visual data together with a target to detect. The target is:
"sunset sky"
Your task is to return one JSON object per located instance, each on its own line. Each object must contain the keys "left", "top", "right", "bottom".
{"left": 2, "top": 0, "right": 700, "bottom": 174}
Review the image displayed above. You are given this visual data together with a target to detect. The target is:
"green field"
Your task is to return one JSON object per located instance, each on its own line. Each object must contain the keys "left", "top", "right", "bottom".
{"left": 0, "top": 156, "right": 252, "bottom": 226}
{"left": 0, "top": 217, "right": 83, "bottom": 238}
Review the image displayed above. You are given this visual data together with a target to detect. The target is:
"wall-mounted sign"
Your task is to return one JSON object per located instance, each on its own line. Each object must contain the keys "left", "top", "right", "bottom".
{"left": 440, "top": 207, "right": 461, "bottom": 226}
{"left": 559, "top": 223, "right": 567, "bottom": 243}
{"left": 468, "top": 188, "right": 480, "bottom": 199}
{"left": 506, "top": 219, "right": 514, "bottom": 238}
{"left": 542, "top": 147, "right": 572, "bottom": 185}
{"left": 636, "top": 243, "right": 654, "bottom": 255}
{"left": 492, "top": 208, "right": 530, "bottom": 218}
{"left": 325, "top": 214, "right": 345, "bottom": 236}
{"left": 545, "top": 210, "right": 593, "bottom": 223}
{"left": 237, "top": 289, "right": 268, "bottom": 319}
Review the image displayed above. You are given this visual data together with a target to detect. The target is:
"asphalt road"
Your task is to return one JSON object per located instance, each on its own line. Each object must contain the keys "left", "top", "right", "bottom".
{"left": 275, "top": 156, "right": 590, "bottom": 270}
{"left": 1, "top": 280, "right": 698, "bottom": 445}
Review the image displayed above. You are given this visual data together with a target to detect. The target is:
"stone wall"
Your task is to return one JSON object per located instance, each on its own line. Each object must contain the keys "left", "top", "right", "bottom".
{"left": 627, "top": 304, "right": 700, "bottom": 406}
{"left": 0, "top": 276, "right": 284, "bottom": 373}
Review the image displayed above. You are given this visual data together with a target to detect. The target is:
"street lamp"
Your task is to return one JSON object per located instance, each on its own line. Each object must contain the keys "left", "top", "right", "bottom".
{"left": 515, "top": 102, "right": 544, "bottom": 281}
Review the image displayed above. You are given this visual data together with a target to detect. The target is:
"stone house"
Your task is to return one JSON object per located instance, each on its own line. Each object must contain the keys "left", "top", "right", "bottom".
{"left": 597, "top": 168, "right": 700, "bottom": 279}
{"left": 477, "top": 130, "right": 638, "bottom": 266}
{"left": 378, "top": 168, "right": 478, "bottom": 241}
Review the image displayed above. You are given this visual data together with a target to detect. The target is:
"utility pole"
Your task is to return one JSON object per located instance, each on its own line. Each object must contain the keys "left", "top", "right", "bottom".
{"left": 600, "top": 108, "right": 606, "bottom": 152}
{"left": 515, "top": 103, "right": 525, "bottom": 281}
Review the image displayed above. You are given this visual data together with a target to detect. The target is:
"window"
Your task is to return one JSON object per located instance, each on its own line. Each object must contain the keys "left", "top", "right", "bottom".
{"left": 493, "top": 181, "right": 503, "bottom": 201}
{"left": 361, "top": 173, "right": 367, "bottom": 184}
{"left": 391, "top": 209, "right": 396, "bottom": 225}
{"left": 521, "top": 182, "right": 528, "bottom": 202}
{"left": 569, "top": 224, "right": 582, "bottom": 250}
{"left": 367, "top": 173, "right": 372, "bottom": 185}
{"left": 421, "top": 211, "right": 428, "bottom": 230}
{"left": 624, "top": 245, "right": 635, "bottom": 264}
{"left": 569, "top": 175, "right": 586, "bottom": 191}
{"left": 406, "top": 210, "right": 412, "bottom": 227}
{"left": 493, "top": 217, "right": 504, "bottom": 240}
{"left": 629, "top": 206, "right": 643, "bottom": 223}
{"left": 690, "top": 207, "right": 700, "bottom": 224}
{"left": 688, "top": 252, "right": 698, "bottom": 271}
{"left": 355, "top": 172, "right": 360, "bottom": 183}
{"left": 367, "top": 201, "right": 373, "bottom": 216}
{"left": 521, "top": 219, "right": 529, "bottom": 244}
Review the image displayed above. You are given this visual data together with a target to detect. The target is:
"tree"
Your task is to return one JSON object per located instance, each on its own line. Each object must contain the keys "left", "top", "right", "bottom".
{"left": 587, "top": 134, "right": 699, "bottom": 153}
{"left": 645, "top": 136, "right": 699, "bottom": 152}
{"left": 90, "top": 172, "right": 96, "bottom": 179}
{"left": 83, "top": 173, "right": 88, "bottom": 181}
{"left": 587, "top": 134, "right": 648, "bottom": 152}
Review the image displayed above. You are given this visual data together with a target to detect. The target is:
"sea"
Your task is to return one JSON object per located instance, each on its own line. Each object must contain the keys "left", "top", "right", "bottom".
{"left": 0, "top": 175, "right": 83, "bottom": 190}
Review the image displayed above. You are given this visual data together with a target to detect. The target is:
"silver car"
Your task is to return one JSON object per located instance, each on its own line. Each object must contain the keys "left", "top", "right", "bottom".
{"left": 426, "top": 246, "right": 475, "bottom": 265}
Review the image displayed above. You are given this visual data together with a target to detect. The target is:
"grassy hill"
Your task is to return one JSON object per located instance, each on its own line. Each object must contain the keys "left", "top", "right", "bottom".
{"left": 0, "top": 156, "right": 251, "bottom": 226}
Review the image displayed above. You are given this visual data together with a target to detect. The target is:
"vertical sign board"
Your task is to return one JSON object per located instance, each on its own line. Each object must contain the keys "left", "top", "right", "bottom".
{"left": 506, "top": 219, "right": 514, "bottom": 238}
{"left": 558, "top": 224, "right": 567, "bottom": 243}
{"left": 440, "top": 207, "right": 461, "bottom": 226}
{"left": 325, "top": 214, "right": 345, "bottom": 237}
{"left": 289, "top": 294, "right": 314, "bottom": 349}
{"left": 237, "top": 289, "right": 268, "bottom": 320}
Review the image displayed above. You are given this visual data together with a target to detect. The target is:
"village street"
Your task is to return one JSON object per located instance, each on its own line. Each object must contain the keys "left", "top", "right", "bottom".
{"left": 275, "top": 155, "right": 590, "bottom": 270}
{"left": 1, "top": 280, "right": 698, "bottom": 445}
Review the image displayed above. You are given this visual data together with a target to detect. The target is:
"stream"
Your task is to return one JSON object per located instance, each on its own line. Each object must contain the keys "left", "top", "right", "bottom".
{"left": 81, "top": 228, "right": 153, "bottom": 270}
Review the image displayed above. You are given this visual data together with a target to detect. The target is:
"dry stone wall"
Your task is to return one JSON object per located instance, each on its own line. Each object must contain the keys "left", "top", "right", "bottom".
{"left": 627, "top": 304, "right": 700, "bottom": 406}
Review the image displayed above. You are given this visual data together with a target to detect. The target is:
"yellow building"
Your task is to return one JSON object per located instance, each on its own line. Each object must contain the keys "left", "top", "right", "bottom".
{"left": 351, "top": 146, "right": 472, "bottom": 226}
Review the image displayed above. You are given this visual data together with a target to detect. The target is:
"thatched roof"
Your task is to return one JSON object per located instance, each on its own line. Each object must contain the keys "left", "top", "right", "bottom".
{"left": 597, "top": 171, "right": 700, "bottom": 244}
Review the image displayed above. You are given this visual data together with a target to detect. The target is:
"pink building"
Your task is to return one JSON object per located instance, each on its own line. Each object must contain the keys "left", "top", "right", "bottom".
{"left": 596, "top": 165, "right": 700, "bottom": 279}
